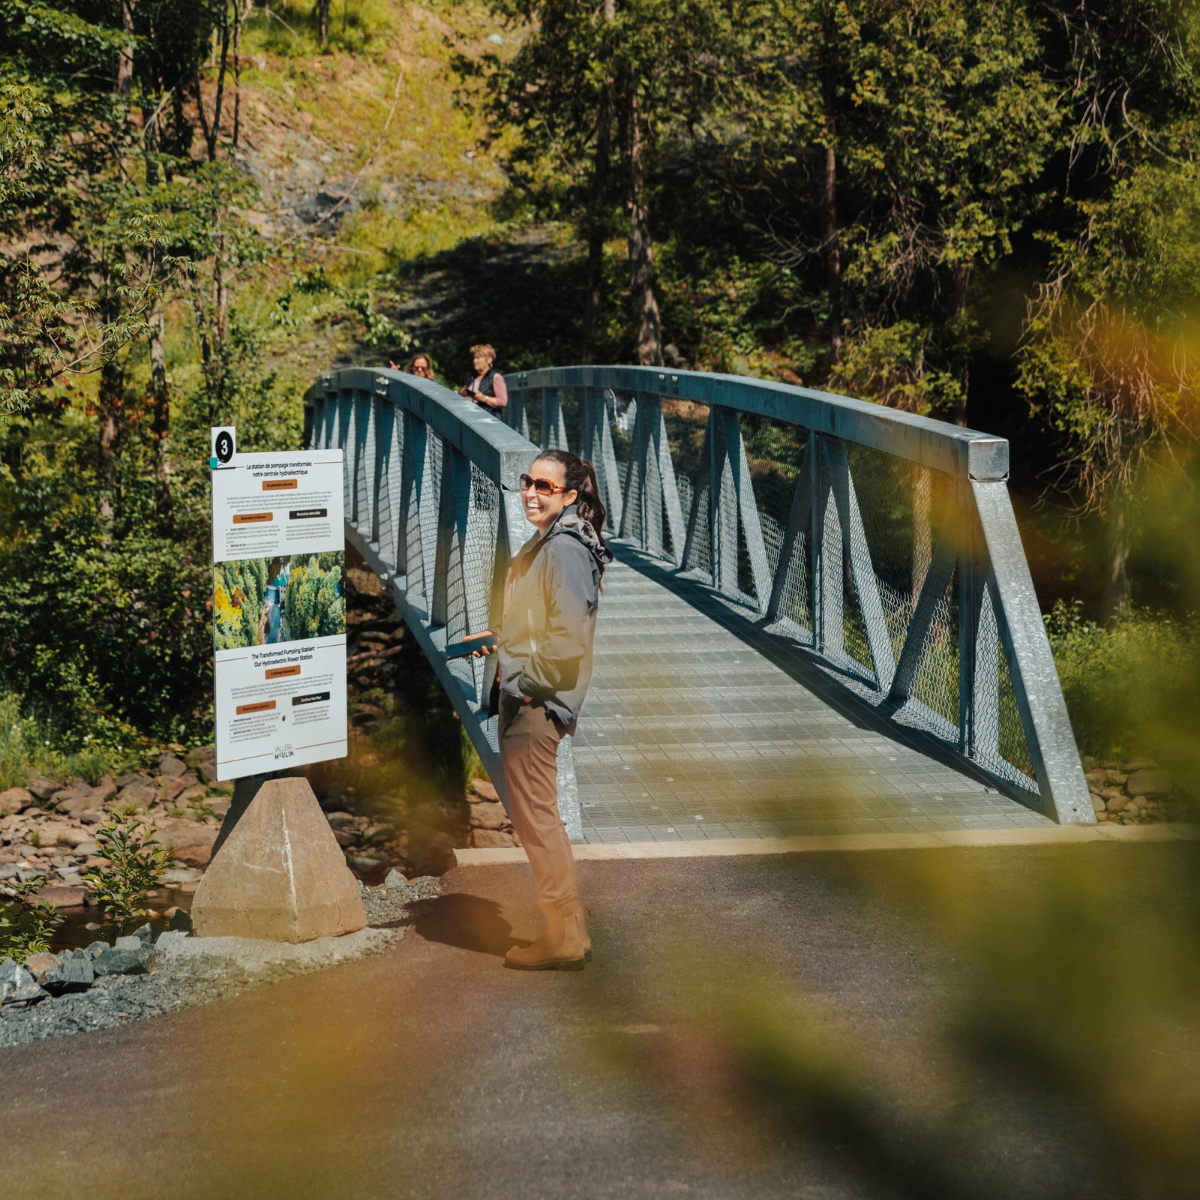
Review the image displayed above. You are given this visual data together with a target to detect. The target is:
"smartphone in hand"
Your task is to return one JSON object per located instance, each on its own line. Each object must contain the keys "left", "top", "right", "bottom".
{"left": 445, "top": 633, "right": 498, "bottom": 659}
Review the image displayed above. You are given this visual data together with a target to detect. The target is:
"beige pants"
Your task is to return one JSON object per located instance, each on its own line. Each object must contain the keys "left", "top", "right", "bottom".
{"left": 498, "top": 695, "right": 580, "bottom": 920}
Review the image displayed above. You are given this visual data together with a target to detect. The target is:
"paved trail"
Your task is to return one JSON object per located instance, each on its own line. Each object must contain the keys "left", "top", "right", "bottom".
{"left": 1, "top": 846, "right": 1164, "bottom": 1200}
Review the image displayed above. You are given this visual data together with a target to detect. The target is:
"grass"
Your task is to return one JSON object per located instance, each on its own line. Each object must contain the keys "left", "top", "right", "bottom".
{"left": 0, "top": 693, "right": 131, "bottom": 793}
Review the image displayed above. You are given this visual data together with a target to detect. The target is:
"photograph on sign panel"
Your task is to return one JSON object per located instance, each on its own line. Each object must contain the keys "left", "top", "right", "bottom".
{"left": 213, "top": 551, "right": 345, "bottom": 650}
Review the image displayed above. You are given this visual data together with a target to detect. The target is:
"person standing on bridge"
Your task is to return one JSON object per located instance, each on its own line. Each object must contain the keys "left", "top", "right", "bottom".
{"left": 460, "top": 343, "right": 508, "bottom": 413}
{"left": 469, "top": 449, "right": 611, "bottom": 970}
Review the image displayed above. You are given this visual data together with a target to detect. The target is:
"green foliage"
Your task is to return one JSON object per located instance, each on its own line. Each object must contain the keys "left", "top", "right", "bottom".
{"left": 0, "top": 873, "right": 59, "bottom": 964}
{"left": 1047, "top": 600, "right": 1200, "bottom": 783}
{"left": 81, "top": 816, "right": 172, "bottom": 937}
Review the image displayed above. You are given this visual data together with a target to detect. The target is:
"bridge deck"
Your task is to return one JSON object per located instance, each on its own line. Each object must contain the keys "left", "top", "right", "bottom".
{"left": 572, "top": 546, "right": 1053, "bottom": 844}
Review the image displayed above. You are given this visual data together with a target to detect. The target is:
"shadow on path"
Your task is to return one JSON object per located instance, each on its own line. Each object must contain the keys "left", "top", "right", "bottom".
{"left": 413, "top": 893, "right": 524, "bottom": 958}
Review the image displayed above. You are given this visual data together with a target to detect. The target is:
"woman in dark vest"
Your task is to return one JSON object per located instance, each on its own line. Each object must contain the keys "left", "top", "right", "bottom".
{"left": 470, "top": 449, "right": 611, "bottom": 969}
{"left": 460, "top": 343, "right": 508, "bottom": 412}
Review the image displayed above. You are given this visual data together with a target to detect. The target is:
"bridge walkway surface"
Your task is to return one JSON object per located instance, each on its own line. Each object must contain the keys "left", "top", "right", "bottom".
{"left": 575, "top": 547, "right": 1050, "bottom": 844}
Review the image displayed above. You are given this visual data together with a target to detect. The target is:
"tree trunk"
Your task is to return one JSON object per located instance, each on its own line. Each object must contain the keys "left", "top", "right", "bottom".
{"left": 149, "top": 306, "right": 172, "bottom": 524}
{"left": 820, "top": 66, "right": 842, "bottom": 365}
{"left": 233, "top": 1, "right": 244, "bottom": 149}
{"left": 625, "top": 92, "right": 663, "bottom": 367}
{"left": 1102, "top": 498, "right": 1131, "bottom": 624}
{"left": 318, "top": 0, "right": 332, "bottom": 47}
{"left": 195, "top": 3, "right": 231, "bottom": 161}
{"left": 116, "top": 0, "right": 135, "bottom": 98}
{"left": 951, "top": 266, "right": 970, "bottom": 426}
{"left": 582, "top": 0, "right": 616, "bottom": 363}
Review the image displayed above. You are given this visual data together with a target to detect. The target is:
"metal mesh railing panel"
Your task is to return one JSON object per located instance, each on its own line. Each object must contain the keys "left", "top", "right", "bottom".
{"left": 998, "top": 636, "right": 1036, "bottom": 782}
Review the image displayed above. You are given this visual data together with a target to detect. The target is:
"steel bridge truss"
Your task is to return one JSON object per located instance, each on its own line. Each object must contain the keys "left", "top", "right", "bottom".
{"left": 307, "top": 364, "right": 1092, "bottom": 831}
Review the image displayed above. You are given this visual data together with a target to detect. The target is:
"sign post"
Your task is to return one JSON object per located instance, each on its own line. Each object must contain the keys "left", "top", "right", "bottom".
{"left": 195, "top": 430, "right": 365, "bottom": 942}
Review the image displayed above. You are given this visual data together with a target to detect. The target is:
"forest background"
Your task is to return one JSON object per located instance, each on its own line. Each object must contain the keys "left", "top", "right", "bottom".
{"left": 1, "top": 0, "right": 1198, "bottom": 798}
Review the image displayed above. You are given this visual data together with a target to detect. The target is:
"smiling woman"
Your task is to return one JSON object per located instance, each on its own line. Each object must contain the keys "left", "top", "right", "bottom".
{"left": 471, "top": 450, "right": 612, "bottom": 970}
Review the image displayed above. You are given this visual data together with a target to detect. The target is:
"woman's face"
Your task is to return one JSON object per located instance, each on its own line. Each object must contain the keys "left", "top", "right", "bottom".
{"left": 410, "top": 357, "right": 432, "bottom": 378}
{"left": 472, "top": 350, "right": 492, "bottom": 375}
{"left": 522, "top": 457, "right": 577, "bottom": 533}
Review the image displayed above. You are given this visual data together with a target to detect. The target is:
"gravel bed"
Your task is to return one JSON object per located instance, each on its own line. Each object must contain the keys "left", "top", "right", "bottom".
{"left": 1, "top": 873, "right": 439, "bottom": 1049}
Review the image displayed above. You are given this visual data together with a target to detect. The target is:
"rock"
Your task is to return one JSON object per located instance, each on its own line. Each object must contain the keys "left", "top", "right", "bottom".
{"left": 79, "top": 810, "right": 105, "bottom": 825}
{"left": 58, "top": 826, "right": 98, "bottom": 848}
{"left": 158, "top": 754, "right": 187, "bottom": 778}
{"left": 155, "top": 929, "right": 191, "bottom": 951}
{"left": 363, "top": 822, "right": 394, "bottom": 845}
{"left": 92, "top": 945, "right": 155, "bottom": 976}
{"left": 37, "top": 885, "right": 86, "bottom": 907}
{"left": 1132, "top": 794, "right": 1149, "bottom": 809}
{"left": 52, "top": 788, "right": 92, "bottom": 817}
{"left": 332, "top": 829, "right": 356, "bottom": 848}
{"left": 84, "top": 941, "right": 110, "bottom": 958}
{"left": 168, "top": 907, "right": 193, "bottom": 932}
{"left": 1, "top": 962, "right": 48, "bottom": 1006}
{"left": 191, "top": 776, "right": 366, "bottom": 943}
{"left": 198, "top": 761, "right": 222, "bottom": 783}
{"left": 73, "top": 841, "right": 99, "bottom": 856}
{"left": 468, "top": 801, "right": 510, "bottom": 831}
{"left": 468, "top": 778, "right": 500, "bottom": 803}
{"left": 114, "top": 934, "right": 142, "bottom": 950}
{"left": 90, "top": 776, "right": 118, "bottom": 804}
{"left": 1090, "top": 794, "right": 1105, "bottom": 815}
{"left": 0, "top": 787, "right": 32, "bottom": 815}
{"left": 118, "top": 783, "right": 156, "bottom": 809}
{"left": 0, "top": 863, "right": 19, "bottom": 880}
{"left": 177, "top": 784, "right": 209, "bottom": 805}
{"left": 469, "top": 828, "right": 519, "bottom": 849}
{"left": 131, "top": 922, "right": 166, "bottom": 947}
{"left": 1105, "top": 795, "right": 1130, "bottom": 813}
{"left": 40, "top": 950, "right": 95, "bottom": 995}
{"left": 174, "top": 843, "right": 212, "bottom": 869}
{"left": 1124, "top": 758, "right": 1158, "bottom": 771}
{"left": 325, "top": 811, "right": 356, "bottom": 829}
{"left": 349, "top": 855, "right": 386, "bottom": 873}
{"left": 26, "top": 777, "right": 60, "bottom": 802}
{"left": 22, "top": 951, "right": 60, "bottom": 981}
{"left": 209, "top": 799, "right": 231, "bottom": 818}
{"left": 186, "top": 747, "right": 216, "bottom": 770}
{"left": 1126, "top": 769, "right": 1171, "bottom": 799}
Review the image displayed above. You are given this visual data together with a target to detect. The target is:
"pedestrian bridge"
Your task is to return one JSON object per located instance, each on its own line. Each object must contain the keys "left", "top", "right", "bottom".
{"left": 304, "top": 366, "right": 1093, "bottom": 844}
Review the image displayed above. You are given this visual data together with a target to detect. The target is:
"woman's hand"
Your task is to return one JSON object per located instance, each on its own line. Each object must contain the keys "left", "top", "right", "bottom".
{"left": 464, "top": 630, "right": 496, "bottom": 657}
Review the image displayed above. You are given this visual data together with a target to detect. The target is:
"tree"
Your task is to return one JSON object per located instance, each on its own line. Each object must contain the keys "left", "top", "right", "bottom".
{"left": 471, "top": 0, "right": 724, "bottom": 364}
{"left": 1016, "top": 0, "right": 1200, "bottom": 619}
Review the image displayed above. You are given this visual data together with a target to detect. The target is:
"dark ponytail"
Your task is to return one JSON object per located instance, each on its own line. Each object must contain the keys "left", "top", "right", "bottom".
{"left": 534, "top": 448, "right": 609, "bottom": 561}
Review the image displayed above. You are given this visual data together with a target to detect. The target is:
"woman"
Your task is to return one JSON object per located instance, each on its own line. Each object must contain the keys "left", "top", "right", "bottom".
{"left": 389, "top": 351, "right": 435, "bottom": 381}
{"left": 460, "top": 343, "right": 508, "bottom": 412}
{"left": 472, "top": 449, "right": 612, "bottom": 970}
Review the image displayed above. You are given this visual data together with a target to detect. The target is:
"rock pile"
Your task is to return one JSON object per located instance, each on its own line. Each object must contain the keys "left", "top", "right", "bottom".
{"left": 1083, "top": 759, "right": 1182, "bottom": 824}
{"left": 0, "top": 749, "right": 229, "bottom": 905}
{"left": 465, "top": 778, "right": 519, "bottom": 849}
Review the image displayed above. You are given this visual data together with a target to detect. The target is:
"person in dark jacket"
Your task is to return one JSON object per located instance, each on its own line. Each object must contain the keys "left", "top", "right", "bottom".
{"left": 460, "top": 343, "right": 508, "bottom": 412}
{"left": 469, "top": 448, "right": 612, "bottom": 969}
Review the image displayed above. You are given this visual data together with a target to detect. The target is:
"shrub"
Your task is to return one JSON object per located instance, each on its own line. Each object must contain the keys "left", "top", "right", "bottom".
{"left": 0, "top": 874, "right": 59, "bottom": 963}
{"left": 81, "top": 816, "right": 172, "bottom": 937}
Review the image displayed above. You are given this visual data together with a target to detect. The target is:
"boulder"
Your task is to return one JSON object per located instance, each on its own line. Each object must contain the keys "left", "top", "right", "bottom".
{"left": 53, "top": 788, "right": 92, "bottom": 818}
{"left": 209, "top": 799, "right": 232, "bottom": 818}
{"left": 0, "top": 787, "right": 32, "bottom": 815}
{"left": 363, "top": 823, "right": 394, "bottom": 845}
{"left": 155, "top": 819, "right": 218, "bottom": 858}
{"left": 468, "top": 778, "right": 500, "bottom": 803}
{"left": 0, "top": 961, "right": 47, "bottom": 1006}
{"left": 470, "top": 828, "right": 519, "bottom": 849}
{"left": 190, "top": 776, "right": 366, "bottom": 943}
{"left": 157, "top": 775, "right": 191, "bottom": 802}
{"left": 79, "top": 810, "right": 105, "bottom": 826}
{"left": 92, "top": 944, "right": 155, "bottom": 976}
{"left": 90, "top": 776, "right": 118, "bottom": 804}
{"left": 57, "top": 826, "right": 98, "bottom": 848}
{"left": 1126, "top": 769, "right": 1171, "bottom": 799}
{"left": 158, "top": 754, "right": 188, "bottom": 778}
{"left": 40, "top": 950, "right": 95, "bottom": 995}
{"left": 118, "top": 783, "right": 156, "bottom": 809}
{"left": 177, "top": 784, "right": 209, "bottom": 805}
{"left": 26, "top": 778, "right": 60, "bottom": 802}
{"left": 37, "top": 885, "right": 87, "bottom": 907}
{"left": 1089, "top": 794, "right": 1105, "bottom": 815}
{"left": 174, "top": 843, "right": 212, "bottom": 869}
{"left": 468, "top": 801, "right": 510, "bottom": 831}
{"left": 22, "top": 951, "right": 60, "bottom": 981}
{"left": 186, "top": 747, "right": 216, "bottom": 770}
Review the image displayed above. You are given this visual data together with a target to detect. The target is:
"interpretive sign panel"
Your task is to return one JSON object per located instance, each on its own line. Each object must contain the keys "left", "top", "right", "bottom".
{"left": 211, "top": 441, "right": 348, "bottom": 780}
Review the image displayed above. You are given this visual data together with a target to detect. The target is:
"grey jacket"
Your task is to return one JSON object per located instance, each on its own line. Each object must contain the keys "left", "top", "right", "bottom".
{"left": 497, "top": 504, "right": 613, "bottom": 733}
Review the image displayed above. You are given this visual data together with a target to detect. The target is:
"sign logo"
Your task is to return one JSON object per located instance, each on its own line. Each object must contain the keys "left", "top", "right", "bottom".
{"left": 211, "top": 426, "right": 236, "bottom": 467}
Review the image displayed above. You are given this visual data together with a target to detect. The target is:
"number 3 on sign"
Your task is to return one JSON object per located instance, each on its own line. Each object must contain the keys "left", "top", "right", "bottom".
{"left": 210, "top": 426, "right": 236, "bottom": 469}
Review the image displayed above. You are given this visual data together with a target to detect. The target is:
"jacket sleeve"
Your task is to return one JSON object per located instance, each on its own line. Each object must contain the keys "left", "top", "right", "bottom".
{"left": 504, "top": 540, "right": 596, "bottom": 700}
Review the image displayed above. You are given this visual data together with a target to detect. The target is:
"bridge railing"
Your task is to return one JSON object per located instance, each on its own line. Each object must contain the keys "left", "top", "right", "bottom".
{"left": 506, "top": 366, "right": 1092, "bottom": 825}
{"left": 303, "top": 368, "right": 587, "bottom": 837}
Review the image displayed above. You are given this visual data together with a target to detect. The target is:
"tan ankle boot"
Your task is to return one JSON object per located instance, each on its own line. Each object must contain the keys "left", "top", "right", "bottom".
{"left": 505, "top": 911, "right": 590, "bottom": 971}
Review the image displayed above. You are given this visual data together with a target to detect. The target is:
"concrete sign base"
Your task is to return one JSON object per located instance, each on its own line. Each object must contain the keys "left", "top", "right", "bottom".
{"left": 192, "top": 777, "right": 366, "bottom": 943}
